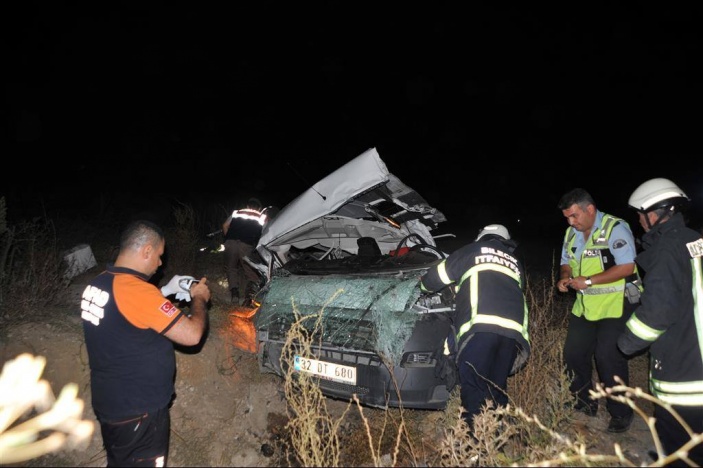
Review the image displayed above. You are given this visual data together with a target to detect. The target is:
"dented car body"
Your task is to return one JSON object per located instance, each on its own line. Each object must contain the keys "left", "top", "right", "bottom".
{"left": 253, "top": 148, "right": 457, "bottom": 409}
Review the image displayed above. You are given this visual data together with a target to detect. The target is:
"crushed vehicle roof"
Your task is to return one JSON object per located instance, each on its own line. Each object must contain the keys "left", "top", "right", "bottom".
{"left": 256, "top": 147, "right": 447, "bottom": 267}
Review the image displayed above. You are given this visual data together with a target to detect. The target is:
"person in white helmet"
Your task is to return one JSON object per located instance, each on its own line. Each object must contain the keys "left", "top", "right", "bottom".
{"left": 420, "top": 224, "right": 530, "bottom": 430}
{"left": 617, "top": 178, "right": 703, "bottom": 465}
{"left": 556, "top": 187, "right": 641, "bottom": 433}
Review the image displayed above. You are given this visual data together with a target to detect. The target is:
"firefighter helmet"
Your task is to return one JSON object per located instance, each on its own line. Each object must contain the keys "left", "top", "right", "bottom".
{"left": 476, "top": 224, "right": 510, "bottom": 241}
{"left": 628, "top": 178, "right": 690, "bottom": 213}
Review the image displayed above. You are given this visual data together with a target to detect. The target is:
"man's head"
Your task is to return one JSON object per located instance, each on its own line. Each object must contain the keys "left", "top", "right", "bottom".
{"left": 246, "top": 198, "right": 262, "bottom": 211}
{"left": 115, "top": 220, "right": 165, "bottom": 278}
{"left": 476, "top": 224, "right": 510, "bottom": 242}
{"left": 628, "top": 178, "right": 689, "bottom": 232}
{"left": 558, "top": 188, "right": 597, "bottom": 233}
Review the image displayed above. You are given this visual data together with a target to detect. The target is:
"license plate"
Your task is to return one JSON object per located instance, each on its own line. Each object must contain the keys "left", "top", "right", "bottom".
{"left": 294, "top": 355, "right": 357, "bottom": 385}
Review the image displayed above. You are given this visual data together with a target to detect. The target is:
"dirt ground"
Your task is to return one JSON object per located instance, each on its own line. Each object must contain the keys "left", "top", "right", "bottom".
{"left": 1, "top": 245, "right": 660, "bottom": 467}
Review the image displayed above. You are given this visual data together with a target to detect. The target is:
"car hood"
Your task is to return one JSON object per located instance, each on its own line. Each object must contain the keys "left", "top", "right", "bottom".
{"left": 256, "top": 148, "right": 447, "bottom": 267}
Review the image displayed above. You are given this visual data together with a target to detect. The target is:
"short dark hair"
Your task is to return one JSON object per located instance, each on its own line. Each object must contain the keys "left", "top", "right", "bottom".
{"left": 120, "top": 220, "right": 164, "bottom": 252}
{"left": 246, "top": 197, "right": 262, "bottom": 211}
{"left": 557, "top": 188, "right": 596, "bottom": 211}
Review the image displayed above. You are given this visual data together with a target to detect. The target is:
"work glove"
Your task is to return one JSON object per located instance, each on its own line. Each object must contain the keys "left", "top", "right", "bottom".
{"left": 161, "top": 275, "right": 195, "bottom": 297}
{"left": 175, "top": 291, "right": 191, "bottom": 302}
{"left": 174, "top": 276, "right": 198, "bottom": 302}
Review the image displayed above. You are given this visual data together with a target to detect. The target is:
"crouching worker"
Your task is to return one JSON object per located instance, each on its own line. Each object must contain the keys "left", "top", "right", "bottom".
{"left": 420, "top": 224, "right": 530, "bottom": 429}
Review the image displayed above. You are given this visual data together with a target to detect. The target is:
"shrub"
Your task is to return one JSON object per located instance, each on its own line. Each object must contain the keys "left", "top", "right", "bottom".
{"left": 0, "top": 198, "right": 70, "bottom": 321}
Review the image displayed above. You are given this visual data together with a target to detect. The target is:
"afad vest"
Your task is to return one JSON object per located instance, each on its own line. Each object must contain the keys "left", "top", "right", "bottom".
{"left": 563, "top": 214, "right": 640, "bottom": 320}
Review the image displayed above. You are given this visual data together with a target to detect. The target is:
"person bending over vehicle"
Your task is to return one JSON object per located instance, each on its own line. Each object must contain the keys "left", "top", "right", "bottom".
{"left": 222, "top": 197, "right": 267, "bottom": 306}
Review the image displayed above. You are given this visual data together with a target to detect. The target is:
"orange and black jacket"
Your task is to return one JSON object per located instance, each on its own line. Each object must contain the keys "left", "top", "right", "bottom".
{"left": 81, "top": 265, "right": 185, "bottom": 419}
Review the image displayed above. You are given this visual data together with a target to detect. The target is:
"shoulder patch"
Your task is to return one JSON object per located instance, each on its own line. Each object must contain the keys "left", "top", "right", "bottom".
{"left": 612, "top": 239, "right": 628, "bottom": 249}
{"left": 159, "top": 300, "right": 179, "bottom": 318}
{"left": 687, "top": 238, "right": 703, "bottom": 258}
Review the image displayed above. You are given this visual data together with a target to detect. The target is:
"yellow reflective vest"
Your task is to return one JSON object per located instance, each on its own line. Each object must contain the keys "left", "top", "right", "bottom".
{"left": 563, "top": 213, "right": 639, "bottom": 320}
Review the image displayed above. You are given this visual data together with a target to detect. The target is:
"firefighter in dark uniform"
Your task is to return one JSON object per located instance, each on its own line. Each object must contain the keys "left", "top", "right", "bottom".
{"left": 420, "top": 224, "right": 530, "bottom": 428}
{"left": 617, "top": 178, "right": 703, "bottom": 466}
{"left": 222, "top": 197, "right": 267, "bottom": 305}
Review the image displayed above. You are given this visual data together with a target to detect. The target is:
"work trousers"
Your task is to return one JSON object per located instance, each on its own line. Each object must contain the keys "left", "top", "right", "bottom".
{"left": 224, "top": 239, "right": 260, "bottom": 298}
{"left": 654, "top": 404, "right": 703, "bottom": 466}
{"left": 96, "top": 406, "right": 170, "bottom": 467}
{"left": 457, "top": 332, "right": 518, "bottom": 427}
{"left": 563, "top": 300, "right": 635, "bottom": 419}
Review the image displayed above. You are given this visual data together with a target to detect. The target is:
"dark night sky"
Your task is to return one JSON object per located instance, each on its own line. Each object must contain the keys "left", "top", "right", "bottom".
{"left": 5, "top": 3, "right": 703, "bottom": 237}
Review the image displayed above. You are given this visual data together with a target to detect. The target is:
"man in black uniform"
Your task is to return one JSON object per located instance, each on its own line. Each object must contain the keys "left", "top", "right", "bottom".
{"left": 222, "top": 197, "right": 267, "bottom": 305}
{"left": 617, "top": 178, "right": 703, "bottom": 465}
{"left": 420, "top": 224, "right": 530, "bottom": 428}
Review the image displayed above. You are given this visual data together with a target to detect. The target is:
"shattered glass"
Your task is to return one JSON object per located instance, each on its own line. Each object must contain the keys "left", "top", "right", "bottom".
{"left": 254, "top": 275, "right": 424, "bottom": 364}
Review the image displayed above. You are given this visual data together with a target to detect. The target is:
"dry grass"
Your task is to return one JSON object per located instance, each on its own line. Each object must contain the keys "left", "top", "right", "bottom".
{"left": 0, "top": 211, "right": 71, "bottom": 323}
{"left": 278, "top": 292, "right": 349, "bottom": 467}
{"left": 275, "top": 268, "right": 703, "bottom": 467}
{"left": 4, "top": 199, "right": 702, "bottom": 466}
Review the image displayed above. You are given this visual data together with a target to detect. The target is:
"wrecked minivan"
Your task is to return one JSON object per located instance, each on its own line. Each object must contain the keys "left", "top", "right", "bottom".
{"left": 252, "top": 148, "right": 457, "bottom": 409}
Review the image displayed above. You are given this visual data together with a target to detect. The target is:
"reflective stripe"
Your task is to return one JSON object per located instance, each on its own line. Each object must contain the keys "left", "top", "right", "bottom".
{"left": 457, "top": 263, "right": 521, "bottom": 289}
{"left": 655, "top": 379, "right": 703, "bottom": 394}
{"left": 458, "top": 314, "right": 525, "bottom": 335}
{"left": 450, "top": 259, "right": 528, "bottom": 345}
{"left": 626, "top": 314, "right": 663, "bottom": 342}
{"left": 593, "top": 216, "right": 618, "bottom": 246}
{"left": 693, "top": 257, "right": 703, "bottom": 374}
{"left": 652, "top": 392, "right": 703, "bottom": 406}
{"left": 651, "top": 378, "right": 703, "bottom": 406}
{"left": 232, "top": 210, "right": 267, "bottom": 226}
{"left": 470, "top": 274, "right": 478, "bottom": 318}
{"left": 437, "top": 261, "right": 451, "bottom": 285}
{"left": 581, "top": 285, "right": 625, "bottom": 295}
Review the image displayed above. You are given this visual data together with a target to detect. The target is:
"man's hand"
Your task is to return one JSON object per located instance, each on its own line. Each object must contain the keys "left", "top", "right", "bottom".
{"left": 190, "top": 277, "right": 211, "bottom": 303}
{"left": 557, "top": 265, "right": 573, "bottom": 293}
{"left": 557, "top": 277, "right": 572, "bottom": 293}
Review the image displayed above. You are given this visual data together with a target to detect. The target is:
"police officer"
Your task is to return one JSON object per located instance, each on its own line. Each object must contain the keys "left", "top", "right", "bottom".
{"left": 222, "top": 198, "right": 267, "bottom": 305}
{"left": 557, "top": 188, "right": 641, "bottom": 433}
{"left": 420, "top": 224, "right": 530, "bottom": 428}
{"left": 617, "top": 178, "right": 703, "bottom": 465}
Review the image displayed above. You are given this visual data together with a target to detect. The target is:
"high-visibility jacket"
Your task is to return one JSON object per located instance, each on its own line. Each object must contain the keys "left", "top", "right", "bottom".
{"left": 618, "top": 213, "right": 703, "bottom": 406}
{"left": 224, "top": 208, "right": 266, "bottom": 245}
{"left": 420, "top": 238, "right": 530, "bottom": 375}
{"left": 562, "top": 213, "right": 641, "bottom": 320}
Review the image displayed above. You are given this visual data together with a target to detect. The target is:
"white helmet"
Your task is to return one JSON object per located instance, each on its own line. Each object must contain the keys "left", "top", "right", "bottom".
{"left": 628, "top": 178, "right": 690, "bottom": 213}
{"left": 476, "top": 224, "right": 510, "bottom": 241}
